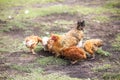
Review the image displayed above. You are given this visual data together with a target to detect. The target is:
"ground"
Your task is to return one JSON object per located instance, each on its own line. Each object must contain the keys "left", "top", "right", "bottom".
{"left": 0, "top": 0, "right": 120, "bottom": 80}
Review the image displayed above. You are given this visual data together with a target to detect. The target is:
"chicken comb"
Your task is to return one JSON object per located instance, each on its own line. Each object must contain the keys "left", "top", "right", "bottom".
{"left": 51, "top": 35, "right": 57, "bottom": 41}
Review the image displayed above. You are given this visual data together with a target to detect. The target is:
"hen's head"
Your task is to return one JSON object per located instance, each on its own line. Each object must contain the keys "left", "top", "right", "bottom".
{"left": 51, "top": 34, "right": 60, "bottom": 42}
{"left": 94, "top": 39, "right": 104, "bottom": 47}
{"left": 76, "top": 20, "right": 85, "bottom": 30}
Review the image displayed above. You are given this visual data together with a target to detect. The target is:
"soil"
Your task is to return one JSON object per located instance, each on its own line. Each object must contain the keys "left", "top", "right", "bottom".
{"left": 0, "top": 0, "right": 120, "bottom": 80}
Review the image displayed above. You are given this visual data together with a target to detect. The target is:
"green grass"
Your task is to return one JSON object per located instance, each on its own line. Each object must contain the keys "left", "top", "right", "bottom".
{"left": 111, "top": 34, "right": 120, "bottom": 51}
{"left": 103, "top": 73, "right": 120, "bottom": 80}
{"left": 36, "top": 56, "right": 68, "bottom": 66}
{"left": 70, "top": 6, "right": 108, "bottom": 15}
{"left": 92, "top": 16, "right": 110, "bottom": 23}
{"left": 0, "top": 33, "right": 43, "bottom": 53}
{"left": 0, "top": 48, "right": 9, "bottom": 53}
{"left": 35, "top": 45, "right": 43, "bottom": 52}
{"left": 0, "top": 0, "right": 119, "bottom": 33}
{"left": 9, "top": 73, "right": 82, "bottom": 80}
{"left": 104, "top": 0, "right": 120, "bottom": 8}
{"left": 31, "top": 67, "right": 44, "bottom": 74}
{"left": 10, "top": 64, "right": 32, "bottom": 72}
{"left": 0, "top": 0, "right": 119, "bottom": 19}
{"left": 92, "top": 64, "right": 111, "bottom": 72}
{"left": 0, "top": 19, "right": 38, "bottom": 33}
{"left": 7, "top": 56, "right": 78, "bottom": 80}
{"left": 16, "top": 5, "right": 119, "bottom": 19}
{"left": 0, "top": 1, "right": 67, "bottom": 20}
{"left": 0, "top": 35, "right": 26, "bottom": 52}
{"left": 2, "top": 4, "right": 119, "bottom": 20}
{"left": 10, "top": 63, "right": 44, "bottom": 73}
{"left": 103, "top": 1, "right": 120, "bottom": 15}
{"left": 16, "top": 5, "right": 70, "bottom": 19}
{"left": 96, "top": 48, "right": 111, "bottom": 56}
{"left": 0, "top": 0, "right": 64, "bottom": 8}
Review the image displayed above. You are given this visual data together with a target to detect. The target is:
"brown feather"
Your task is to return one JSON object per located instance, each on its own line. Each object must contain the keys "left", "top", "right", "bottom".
{"left": 24, "top": 35, "right": 42, "bottom": 54}
{"left": 83, "top": 39, "right": 103, "bottom": 56}
{"left": 62, "top": 46, "right": 86, "bottom": 63}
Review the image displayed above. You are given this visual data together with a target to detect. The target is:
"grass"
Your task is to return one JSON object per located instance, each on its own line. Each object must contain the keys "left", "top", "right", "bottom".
{"left": 104, "top": 0, "right": 120, "bottom": 8}
{"left": 70, "top": 6, "right": 107, "bottom": 15}
{"left": 96, "top": 48, "right": 111, "bottom": 56}
{"left": 0, "top": 0, "right": 119, "bottom": 33}
{"left": 10, "top": 63, "right": 44, "bottom": 73}
{"left": 111, "top": 34, "right": 120, "bottom": 51}
{"left": 0, "top": 33, "right": 43, "bottom": 53}
{"left": 31, "top": 67, "right": 44, "bottom": 74}
{"left": 9, "top": 73, "right": 82, "bottom": 80}
{"left": 35, "top": 45, "right": 43, "bottom": 52}
{"left": 1, "top": 4, "right": 119, "bottom": 20}
{"left": 36, "top": 56, "right": 68, "bottom": 66}
{"left": 14, "top": 5, "right": 119, "bottom": 20}
{"left": 103, "top": 73, "right": 120, "bottom": 80}
{"left": 0, "top": 48, "right": 9, "bottom": 53}
{"left": 0, "top": 19, "right": 38, "bottom": 33}
{"left": 0, "top": 0, "right": 64, "bottom": 8}
{"left": 92, "top": 16, "right": 110, "bottom": 23}
{"left": 0, "top": 35, "right": 26, "bottom": 52}
{"left": 16, "top": 5, "right": 70, "bottom": 19}
{"left": 10, "top": 64, "right": 32, "bottom": 73}
{"left": 92, "top": 64, "right": 111, "bottom": 72}
{"left": 38, "top": 22, "right": 51, "bottom": 31}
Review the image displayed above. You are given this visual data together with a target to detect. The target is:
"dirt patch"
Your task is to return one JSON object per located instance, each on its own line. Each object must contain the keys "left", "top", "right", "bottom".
{"left": 33, "top": 13, "right": 84, "bottom": 26}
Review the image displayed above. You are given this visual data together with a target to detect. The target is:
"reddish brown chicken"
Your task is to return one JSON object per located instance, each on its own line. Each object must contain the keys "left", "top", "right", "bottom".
{"left": 23, "top": 35, "right": 42, "bottom": 54}
{"left": 62, "top": 46, "right": 87, "bottom": 64}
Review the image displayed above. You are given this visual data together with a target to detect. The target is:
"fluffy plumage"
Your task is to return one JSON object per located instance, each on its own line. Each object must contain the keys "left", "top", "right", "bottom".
{"left": 47, "top": 20, "right": 85, "bottom": 57}
{"left": 77, "top": 39, "right": 83, "bottom": 47}
{"left": 23, "top": 35, "right": 42, "bottom": 54}
{"left": 83, "top": 39, "right": 103, "bottom": 59}
{"left": 62, "top": 46, "right": 86, "bottom": 64}
{"left": 47, "top": 34, "right": 63, "bottom": 57}
{"left": 41, "top": 37, "right": 49, "bottom": 51}
{"left": 62, "top": 20, "right": 85, "bottom": 48}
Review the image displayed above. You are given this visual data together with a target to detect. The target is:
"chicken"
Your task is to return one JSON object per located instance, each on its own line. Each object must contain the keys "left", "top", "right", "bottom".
{"left": 23, "top": 35, "right": 42, "bottom": 54}
{"left": 47, "top": 34, "right": 63, "bottom": 57}
{"left": 83, "top": 39, "right": 103, "bottom": 59}
{"left": 62, "top": 20, "right": 85, "bottom": 48}
{"left": 47, "top": 20, "right": 85, "bottom": 57}
{"left": 62, "top": 46, "right": 86, "bottom": 64}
